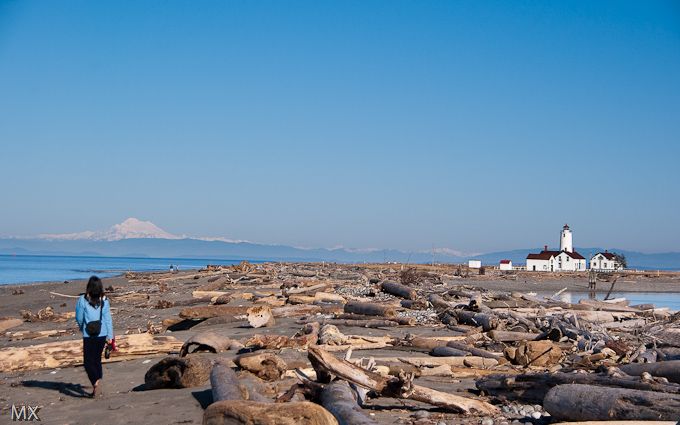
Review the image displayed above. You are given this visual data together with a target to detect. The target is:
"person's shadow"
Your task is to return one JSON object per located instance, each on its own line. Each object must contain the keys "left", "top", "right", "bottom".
{"left": 21, "top": 380, "right": 90, "bottom": 398}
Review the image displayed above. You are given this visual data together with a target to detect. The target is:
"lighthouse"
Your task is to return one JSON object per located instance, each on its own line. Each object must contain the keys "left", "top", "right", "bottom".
{"left": 560, "top": 224, "right": 573, "bottom": 253}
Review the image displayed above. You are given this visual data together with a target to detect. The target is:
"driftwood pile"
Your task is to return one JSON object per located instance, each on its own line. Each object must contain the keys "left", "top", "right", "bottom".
{"left": 3, "top": 261, "right": 680, "bottom": 424}
{"left": 132, "top": 262, "right": 680, "bottom": 423}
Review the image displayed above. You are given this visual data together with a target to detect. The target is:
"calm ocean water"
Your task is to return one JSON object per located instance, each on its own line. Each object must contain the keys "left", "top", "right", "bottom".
{"left": 0, "top": 254, "right": 242, "bottom": 285}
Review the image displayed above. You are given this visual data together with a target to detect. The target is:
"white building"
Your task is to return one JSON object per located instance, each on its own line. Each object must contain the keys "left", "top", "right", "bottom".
{"left": 499, "top": 259, "right": 512, "bottom": 271}
{"left": 526, "top": 224, "right": 587, "bottom": 272}
{"left": 590, "top": 251, "right": 622, "bottom": 271}
{"left": 468, "top": 260, "right": 481, "bottom": 269}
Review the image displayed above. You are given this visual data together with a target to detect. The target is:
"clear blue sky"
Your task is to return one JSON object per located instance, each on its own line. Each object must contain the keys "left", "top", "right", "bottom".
{"left": 1, "top": 1, "right": 678, "bottom": 253}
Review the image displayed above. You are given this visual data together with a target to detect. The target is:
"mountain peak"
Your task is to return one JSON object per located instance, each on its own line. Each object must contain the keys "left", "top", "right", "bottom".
{"left": 104, "top": 218, "right": 179, "bottom": 241}
{"left": 37, "top": 218, "right": 181, "bottom": 241}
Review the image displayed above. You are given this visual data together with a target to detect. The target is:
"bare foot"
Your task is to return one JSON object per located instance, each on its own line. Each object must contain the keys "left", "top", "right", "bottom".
{"left": 92, "top": 380, "right": 100, "bottom": 398}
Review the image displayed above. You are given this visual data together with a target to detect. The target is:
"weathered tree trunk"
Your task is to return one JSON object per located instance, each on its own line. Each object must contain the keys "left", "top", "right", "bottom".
{"left": 343, "top": 302, "right": 397, "bottom": 318}
{"left": 446, "top": 341, "right": 501, "bottom": 359}
{"left": 180, "top": 305, "right": 249, "bottom": 319}
{"left": 543, "top": 384, "right": 680, "bottom": 421}
{"left": 476, "top": 372, "right": 680, "bottom": 403}
{"left": 380, "top": 281, "right": 417, "bottom": 300}
{"left": 430, "top": 346, "right": 468, "bottom": 357}
{"left": 620, "top": 361, "right": 680, "bottom": 384}
{"left": 203, "top": 400, "right": 338, "bottom": 425}
{"left": 320, "top": 380, "right": 378, "bottom": 425}
{"left": 308, "top": 346, "right": 498, "bottom": 415}
{"left": 488, "top": 330, "right": 539, "bottom": 342}
{"left": 210, "top": 359, "right": 244, "bottom": 402}
{"left": 0, "top": 333, "right": 183, "bottom": 372}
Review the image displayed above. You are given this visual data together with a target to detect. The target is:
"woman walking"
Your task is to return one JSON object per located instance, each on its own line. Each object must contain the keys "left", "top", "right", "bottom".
{"left": 75, "top": 276, "right": 114, "bottom": 397}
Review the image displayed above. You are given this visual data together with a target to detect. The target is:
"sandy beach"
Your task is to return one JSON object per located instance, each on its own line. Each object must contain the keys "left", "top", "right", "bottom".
{"left": 1, "top": 264, "right": 679, "bottom": 425}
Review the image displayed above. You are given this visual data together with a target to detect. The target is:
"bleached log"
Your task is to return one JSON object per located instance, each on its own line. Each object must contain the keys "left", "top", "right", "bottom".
{"left": 235, "top": 352, "right": 287, "bottom": 381}
{"left": 0, "top": 333, "right": 183, "bottom": 372}
{"left": 488, "top": 330, "right": 539, "bottom": 342}
{"left": 204, "top": 400, "right": 338, "bottom": 425}
{"left": 0, "top": 318, "right": 23, "bottom": 333}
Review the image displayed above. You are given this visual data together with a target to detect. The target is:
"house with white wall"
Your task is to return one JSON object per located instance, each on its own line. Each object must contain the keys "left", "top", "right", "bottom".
{"left": 590, "top": 251, "right": 622, "bottom": 271}
{"left": 499, "top": 259, "right": 513, "bottom": 271}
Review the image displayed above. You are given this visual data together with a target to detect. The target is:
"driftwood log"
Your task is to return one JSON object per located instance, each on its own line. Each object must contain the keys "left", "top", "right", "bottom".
{"left": 343, "top": 302, "right": 397, "bottom": 319}
{"left": 235, "top": 352, "right": 287, "bottom": 381}
{"left": 380, "top": 281, "right": 417, "bottom": 300}
{"left": 543, "top": 384, "right": 680, "bottom": 421}
{"left": 619, "top": 361, "right": 680, "bottom": 384}
{"left": 308, "top": 346, "right": 498, "bottom": 415}
{"left": 247, "top": 305, "right": 276, "bottom": 328}
{"left": 144, "top": 355, "right": 213, "bottom": 389}
{"left": 476, "top": 372, "right": 680, "bottom": 403}
{"left": 0, "top": 333, "right": 183, "bottom": 372}
{"left": 180, "top": 331, "right": 243, "bottom": 357}
{"left": 320, "top": 380, "right": 378, "bottom": 425}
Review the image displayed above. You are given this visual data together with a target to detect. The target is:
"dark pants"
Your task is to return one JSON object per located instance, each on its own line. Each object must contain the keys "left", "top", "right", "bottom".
{"left": 83, "top": 337, "right": 106, "bottom": 386}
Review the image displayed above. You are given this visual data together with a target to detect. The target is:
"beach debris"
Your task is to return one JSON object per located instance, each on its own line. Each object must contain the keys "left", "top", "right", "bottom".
{"left": 247, "top": 305, "right": 275, "bottom": 328}
{"left": 144, "top": 355, "right": 213, "bottom": 389}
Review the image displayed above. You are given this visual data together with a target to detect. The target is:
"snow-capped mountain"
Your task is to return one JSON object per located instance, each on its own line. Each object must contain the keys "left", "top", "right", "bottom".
{"left": 38, "top": 218, "right": 181, "bottom": 241}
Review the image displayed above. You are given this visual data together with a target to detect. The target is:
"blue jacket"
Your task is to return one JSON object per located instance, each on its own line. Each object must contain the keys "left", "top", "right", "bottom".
{"left": 75, "top": 295, "right": 114, "bottom": 340}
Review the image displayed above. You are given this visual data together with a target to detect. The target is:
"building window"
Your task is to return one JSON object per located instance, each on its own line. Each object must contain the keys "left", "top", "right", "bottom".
{"left": 604, "top": 262, "right": 607, "bottom": 268}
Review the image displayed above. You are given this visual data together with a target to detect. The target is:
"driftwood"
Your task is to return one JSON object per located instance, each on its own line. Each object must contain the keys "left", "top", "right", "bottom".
{"left": 454, "top": 311, "right": 499, "bottom": 332}
{"left": 428, "top": 294, "right": 452, "bottom": 310}
{"left": 507, "top": 340, "right": 563, "bottom": 367}
{"left": 320, "top": 380, "right": 378, "bottom": 425}
{"left": 246, "top": 323, "right": 320, "bottom": 350}
{"left": 204, "top": 400, "right": 338, "bottom": 425}
{"left": 211, "top": 359, "right": 245, "bottom": 402}
{"left": 0, "top": 333, "right": 183, "bottom": 372}
{"left": 430, "top": 346, "right": 469, "bottom": 357}
{"left": 144, "top": 355, "right": 213, "bottom": 389}
{"left": 343, "top": 301, "right": 397, "bottom": 318}
{"left": 543, "top": 384, "right": 680, "bottom": 421}
{"left": 446, "top": 341, "right": 501, "bottom": 359}
{"left": 476, "top": 372, "right": 680, "bottom": 403}
{"left": 235, "top": 352, "right": 287, "bottom": 381}
{"left": 380, "top": 281, "right": 417, "bottom": 300}
{"left": 308, "top": 346, "right": 498, "bottom": 414}
{"left": 0, "top": 318, "right": 23, "bottom": 333}
{"left": 619, "top": 361, "right": 680, "bottom": 384}
{"left": 488, "top": 330, "right": 539, "bottom": 342}
{"left": 180, "top": 305, "right": 249, "bottom": 319}
{"left": 248, "top": 305, "right": 276, "bottom": 328}
{"left": 180, "top": 331, "right": 243, "bottom": 357}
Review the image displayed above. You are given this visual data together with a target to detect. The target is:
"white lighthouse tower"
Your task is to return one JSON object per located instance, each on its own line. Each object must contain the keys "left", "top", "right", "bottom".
{"left": 560, "top": 224, "right": 573, "bottom": 253}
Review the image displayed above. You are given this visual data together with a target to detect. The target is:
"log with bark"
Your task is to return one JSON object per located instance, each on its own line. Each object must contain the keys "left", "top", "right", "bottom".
{"left": 308, "top": 346, "right": 498, "bottom": 415}
{"left": 543, "top": 384, "right": 680, "bottom": 421}
{"left": 454, "top": 310, "right": 499, "bottom": 332}
{"left": 380, "top": 281, "right": 417, "bottom": 300}
{"left": 619, "top": 361, "right": 680, "bottom": 384}
{"left": 343, "top": 301, "right": 397, "bottom": 318}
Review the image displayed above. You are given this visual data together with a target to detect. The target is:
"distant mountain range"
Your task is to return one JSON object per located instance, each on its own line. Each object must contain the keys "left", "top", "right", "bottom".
{"left": 1, "top": 218, "right": 678, "bottom": 270}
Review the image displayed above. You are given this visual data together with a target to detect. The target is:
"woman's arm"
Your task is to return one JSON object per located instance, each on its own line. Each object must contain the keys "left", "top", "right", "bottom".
{"left": 103, "top": 298, "right": 114, "bottom": 341}
{"left": 75, "top": 296, "right": 85, "bottom": 330}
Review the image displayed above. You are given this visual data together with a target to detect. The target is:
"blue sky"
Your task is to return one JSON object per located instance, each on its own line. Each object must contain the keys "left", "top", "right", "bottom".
{"left": 0, "top": 1, "right": 679, "bottom": 253}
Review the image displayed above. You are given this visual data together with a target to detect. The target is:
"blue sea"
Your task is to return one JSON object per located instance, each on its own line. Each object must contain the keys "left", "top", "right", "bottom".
{"left": 0, "top": 254, "right": 242, "bottom": 285}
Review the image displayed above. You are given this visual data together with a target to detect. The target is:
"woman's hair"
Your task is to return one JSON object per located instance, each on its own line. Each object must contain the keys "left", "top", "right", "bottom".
{"left": 85, "top": 275, "right": 104, "bottom": 307}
